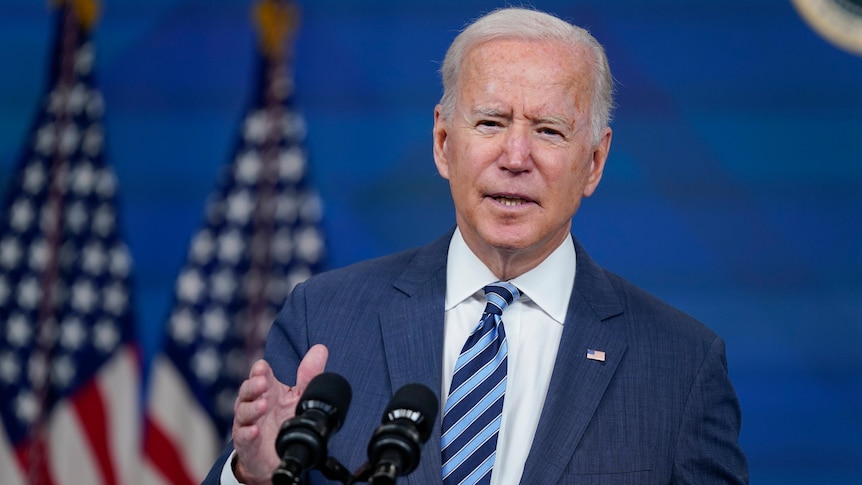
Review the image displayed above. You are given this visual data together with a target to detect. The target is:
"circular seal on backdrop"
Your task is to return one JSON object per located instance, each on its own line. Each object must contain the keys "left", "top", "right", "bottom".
{"left": 792, "top": 0, "right": 862, "bottom": 56}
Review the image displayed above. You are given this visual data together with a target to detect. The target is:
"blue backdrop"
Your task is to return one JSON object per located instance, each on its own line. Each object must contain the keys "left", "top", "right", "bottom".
{"left": 1, "top": 1, "right": 860, "bottom": 483}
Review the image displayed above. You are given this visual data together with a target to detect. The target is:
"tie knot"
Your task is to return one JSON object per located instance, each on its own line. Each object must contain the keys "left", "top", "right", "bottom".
{"left": 482, "top": 281, "right": 519, "bottom": 316}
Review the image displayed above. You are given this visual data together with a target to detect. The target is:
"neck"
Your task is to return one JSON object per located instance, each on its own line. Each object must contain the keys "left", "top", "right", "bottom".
{"left": 461, "top": 230, "right": 569, "bottom": 281}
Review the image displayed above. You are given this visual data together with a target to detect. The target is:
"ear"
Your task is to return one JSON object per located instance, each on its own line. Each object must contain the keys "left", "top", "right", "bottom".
{"left": 583, "top": 127, "right": 612, "bottom": 197}
{"left": 432, "top": 105, "right": 451, "bottom": 180}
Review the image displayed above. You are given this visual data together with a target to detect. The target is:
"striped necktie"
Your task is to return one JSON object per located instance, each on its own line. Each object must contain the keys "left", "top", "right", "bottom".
{"left": 442, "top": 281, "right": 520, "bottom": 485}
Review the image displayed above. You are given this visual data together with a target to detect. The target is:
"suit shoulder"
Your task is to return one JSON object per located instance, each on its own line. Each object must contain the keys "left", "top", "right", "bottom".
{"left": 602, "top": 269, "right": 719, "bottom": 344}
{"left": 295, "top": 245, "right": 429, "bottom": 299}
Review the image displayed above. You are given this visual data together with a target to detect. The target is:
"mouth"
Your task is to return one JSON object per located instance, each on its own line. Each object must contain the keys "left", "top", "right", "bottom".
{"left": 490, "top": 195, "right": 533, "bottom": 207}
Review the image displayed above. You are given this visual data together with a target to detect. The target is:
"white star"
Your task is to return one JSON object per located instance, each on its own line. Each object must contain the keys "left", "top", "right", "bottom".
{"left": 71, "top": 161, "right": 96, "bottom": 195}
{"left": 272, "top": 228, "right": 294, "bottom": 264}
{"left": 51, "top": 354, "right": 76, "bottom": 389}
{"left": 295, "top": 226, "right": 324, "bottom": 263}
{"left": 68, "top": 83, "right": 88, "bottom": 115}
{"left": 17, "top": 276, "right": 41, "bottom": 310}
{"left": 217, "top": 229, "right": 245, "bottom": 265}
{"left": 243, "top": 110, "right": 268, "bottom": 144}
{"left": 57, "top": 123, "right": 81, "bottom": 156}
{"left": 6, "top": 313, "right": 33, "bottom": 347}
{"left": 0, "top": 236, "right": 23, "bottom": 269}
{"left": 47, "top": 88, "right": 67, "bottom": 115}
{"left": 109, "top": 243, "right": 132, "bottom": 277}
{"left": 60, "top": 316, "right": 87, "bottom": 350}
{"left": 275, "top": 192, "right": 300, "bottom": 224}
{"left": 23, "top": 163, "right": 46, "bottom": 194}
{"left": 96, "top": 166, "right": 116, "bottom": 197}
{"left": 71, "top": 279, "right": 98, "bottom": 314}
{"left": 82, "top": 123, "right": 103, "bottom": 157}
{"left": 226, "top": 190, "right": 255, "bottom": 225}
{"left": 178, "top": 268, "right": 205, "bottom": 304}
{"left": 191, "top": 346, "right": 222, "bottom": 383}
{"left": 28, "top": 237, "right": 48, "bottom": 272}
{"left": 35, "top": 122, "right": 57, "bottom": 155}
{"left": 190, "top": 230, "right": 215, "bottom": 263}
{"left": 169, "top": 308, "right": 198, "bottom": 345}
{"left": 15, "top": 390, "right": 40, "bottom": 424}
{"left": 103, "top": 281, "right": 128, "bottom": 315}
{"left": 65, "top": 200, "right": 89, "bottom": 234}
{"left": 81, "top": 241, "right": 107, "bottom": 275}
{"left": 278, "top": 146, "right": 305, "bottom": 182}
{"left": 93, "top": 318, "right": 120, "bottom": 353}
{"left": 202, "top": 306, "right": 230, "bottom": 341}
{"left": 210, "top": 268, "right": 237, "bottom": 303}
{"left": 10, "top": 198, "right": 35, "bottom": 232}
{"left": 75, "top": 42, "right": 95, "bottom": 76}
{"left": 0, "top": 351, "right": 20, "bottom": 384}
{"left": 92, "top": 204, "right": 115, "bottom": 236}
{"left": 236, "top": 150, "right": 262, "bottom": 184}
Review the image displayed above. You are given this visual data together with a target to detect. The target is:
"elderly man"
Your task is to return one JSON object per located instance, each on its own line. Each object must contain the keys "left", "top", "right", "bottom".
{"left": 205, "top": 7, "right": 749, "bottom": 485}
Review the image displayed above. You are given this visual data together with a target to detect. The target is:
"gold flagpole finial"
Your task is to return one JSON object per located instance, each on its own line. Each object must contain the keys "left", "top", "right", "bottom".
{"left": 253, "top": 0, "right": 300, "bottom": 61}
{"left": 51, "top": 0, "right": 101, "bottom": 31}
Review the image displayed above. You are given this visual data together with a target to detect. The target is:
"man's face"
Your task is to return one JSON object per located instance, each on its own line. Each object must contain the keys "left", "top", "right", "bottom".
{"left": 433, "top": 38, "right": 611, "bottom": 272}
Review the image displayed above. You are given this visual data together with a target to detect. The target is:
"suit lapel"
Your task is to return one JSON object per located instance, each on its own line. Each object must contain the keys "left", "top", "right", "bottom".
{"left": 521, "top": 238, "right": 627, "bottom": 483}
{"left": 378, "top": 231, "right": 451, "bottom": 484}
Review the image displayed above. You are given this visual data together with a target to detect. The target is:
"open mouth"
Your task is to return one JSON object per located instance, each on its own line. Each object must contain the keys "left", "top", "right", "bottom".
{"left": 492, "top": 196, "right": 529, "bottom": 206}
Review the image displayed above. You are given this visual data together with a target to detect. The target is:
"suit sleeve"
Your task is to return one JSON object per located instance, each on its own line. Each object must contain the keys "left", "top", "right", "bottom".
{"left": 672, "top": 335, "right": 749, "bottom": 484}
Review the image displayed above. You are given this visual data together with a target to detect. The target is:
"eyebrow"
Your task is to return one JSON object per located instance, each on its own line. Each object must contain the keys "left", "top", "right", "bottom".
{"left": 473, "top": 107, "right": 569, "bottom": 124}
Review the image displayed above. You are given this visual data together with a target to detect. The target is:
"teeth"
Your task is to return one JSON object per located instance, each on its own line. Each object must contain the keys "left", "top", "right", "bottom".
{"left": 495, "top": 197, "right": 526, "bottom": 206}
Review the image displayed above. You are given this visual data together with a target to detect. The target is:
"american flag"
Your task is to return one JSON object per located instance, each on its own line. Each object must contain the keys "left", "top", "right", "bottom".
{"left": 0, "top": 2, "right": 140, "bottom": 484}
{"left": 142, "top": 1, "right": 325, "bottom": 483}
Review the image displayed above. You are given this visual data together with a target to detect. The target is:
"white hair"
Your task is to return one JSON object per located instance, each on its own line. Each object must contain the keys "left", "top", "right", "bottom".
{"left": 439, "top": 7, "right": 615, "bottom": 144}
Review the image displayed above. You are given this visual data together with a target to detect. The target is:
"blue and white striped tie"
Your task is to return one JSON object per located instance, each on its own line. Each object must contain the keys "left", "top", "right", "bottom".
{"left": 442, "top": 281, "right": 519, "bottom": 485}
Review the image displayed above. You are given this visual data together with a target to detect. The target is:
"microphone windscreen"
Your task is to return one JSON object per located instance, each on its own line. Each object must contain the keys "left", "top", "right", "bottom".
{"left": 384, "top": 383, "right": 438, "bottom": 441}
{"left": 298, "top": 372, "right": 353, "bottom": 427}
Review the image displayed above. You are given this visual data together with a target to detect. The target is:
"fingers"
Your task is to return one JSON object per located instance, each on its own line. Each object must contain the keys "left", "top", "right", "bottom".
{"left": 295, "top": 344, "right": 329, "bottom": 390}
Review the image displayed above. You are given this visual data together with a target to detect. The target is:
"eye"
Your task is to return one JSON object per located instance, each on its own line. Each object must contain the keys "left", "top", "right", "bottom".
{"left": 477, "top": 119, "right": 501, "bottom": 127}
{"left": 538, "top": 127, "right": 563, "bottom": 137}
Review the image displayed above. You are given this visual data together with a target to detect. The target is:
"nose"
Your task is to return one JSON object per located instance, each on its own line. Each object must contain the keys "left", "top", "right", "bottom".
{"left": 500, "top": 123, "right": 532, "bottom": 172}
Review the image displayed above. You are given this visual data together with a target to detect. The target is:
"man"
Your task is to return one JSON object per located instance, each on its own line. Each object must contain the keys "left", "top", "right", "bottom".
{"left": 205, "top": 7, "right": 749, "bottom": 484}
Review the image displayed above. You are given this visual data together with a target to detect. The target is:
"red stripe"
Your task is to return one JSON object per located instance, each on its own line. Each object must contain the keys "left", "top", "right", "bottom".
{"left": 15, "top": 434, "right": 57, "bottom": 485}
{"left": 72, "top": 379, "right": 119, "bottom": 485}
{"left": 144, "top": 415, "right": 197, "bottom": 485}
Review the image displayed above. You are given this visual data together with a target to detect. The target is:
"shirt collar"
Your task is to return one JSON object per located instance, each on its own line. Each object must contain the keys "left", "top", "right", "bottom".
{"left": 445, "top": 227, "right": 576, "bottom": 324}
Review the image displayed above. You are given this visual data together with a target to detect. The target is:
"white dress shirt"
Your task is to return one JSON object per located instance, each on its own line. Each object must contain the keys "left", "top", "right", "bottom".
{"left": 222, "top": 228, "right": 575, "bottom": 484}
{"left": 443, "top": 228, "right": 574, "bottom": 484}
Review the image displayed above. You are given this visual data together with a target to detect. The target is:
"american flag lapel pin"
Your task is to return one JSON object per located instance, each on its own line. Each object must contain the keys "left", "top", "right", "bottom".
{"left": 586, "top": 349, "right": 606, "bottom": 362}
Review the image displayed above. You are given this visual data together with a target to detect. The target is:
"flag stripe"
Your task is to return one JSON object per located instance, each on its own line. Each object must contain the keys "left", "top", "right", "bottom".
{"left": 47, "top": 401, "right": 101, "bottom": 485}
{"left": 72, "top": 369, "right": 118, "bottom": 484}
{"left": 144, "top": 417, "right": 197, "bottom": 485}
{"left": 0, "top": 421, "right": 25, "bottom": 485}
{"left": 148, "top": 355, "right": 221, "bottom": 480}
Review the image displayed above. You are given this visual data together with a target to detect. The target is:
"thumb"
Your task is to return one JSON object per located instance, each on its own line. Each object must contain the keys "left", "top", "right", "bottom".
{"left": 295, "top": 344, "right": 329, "bottom": 391}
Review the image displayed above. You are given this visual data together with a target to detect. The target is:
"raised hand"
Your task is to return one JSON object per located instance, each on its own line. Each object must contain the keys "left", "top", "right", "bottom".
{"left": 231, "top": 344, "right": 329, "bottom": 484}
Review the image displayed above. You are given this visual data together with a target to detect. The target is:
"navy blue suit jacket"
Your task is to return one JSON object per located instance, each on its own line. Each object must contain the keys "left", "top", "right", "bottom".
{"left": 204, "top": 230, "right": 748, "bottom": 484}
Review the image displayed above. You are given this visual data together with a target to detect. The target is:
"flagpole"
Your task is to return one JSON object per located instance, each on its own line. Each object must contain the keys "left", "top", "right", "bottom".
{"left": 29, "top": 5, "right": 82, "bottom": 483}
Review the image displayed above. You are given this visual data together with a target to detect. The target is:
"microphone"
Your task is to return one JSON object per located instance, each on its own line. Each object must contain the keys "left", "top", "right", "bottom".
{"left": 366, "top": 383, "right": 438, "bottom": 485}
{"left": 273, "top": 372, "right": 352, "bottom": 485}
